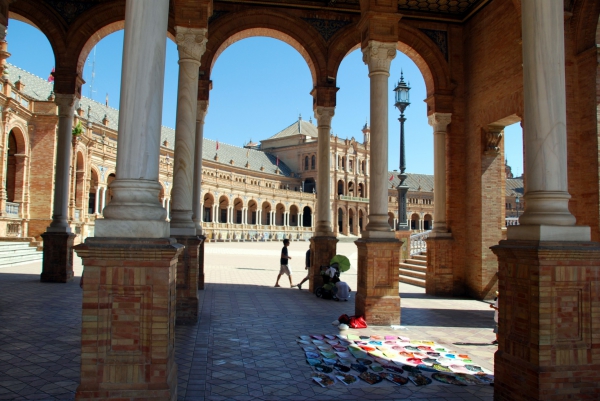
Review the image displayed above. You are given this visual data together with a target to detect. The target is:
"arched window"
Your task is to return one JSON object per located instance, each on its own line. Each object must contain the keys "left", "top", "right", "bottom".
{"left": 311, "top": 155, "right": 316, "bottom": 169}
{"left": 304, "top": 156, "right": 309, "bottom": 170}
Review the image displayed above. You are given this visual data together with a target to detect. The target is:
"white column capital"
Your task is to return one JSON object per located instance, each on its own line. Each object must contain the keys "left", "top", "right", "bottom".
{"left": 427, "top": 113, "right": 452, "bottom": 133}
{"left": 175, "top": 26, "right": 207, "bottom": 63}
{"left": 362, "top": 41, "right": 396, "bottom": 74}
{"left": 197, "top": 100, "right": 209, "bottom": 123}
{"left": 314, "top": 106, "right": 335, "bottom": 126}
{"left": 54, "top": 94, "right": 77, "bottom": 117}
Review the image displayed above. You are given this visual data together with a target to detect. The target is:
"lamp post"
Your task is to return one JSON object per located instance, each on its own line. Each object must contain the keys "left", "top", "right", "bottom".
{"left": 515, "top": 194, "right": 520, "bottom": 219}
{"left": 394, "top": 71, "right": 411, "bottom": 231}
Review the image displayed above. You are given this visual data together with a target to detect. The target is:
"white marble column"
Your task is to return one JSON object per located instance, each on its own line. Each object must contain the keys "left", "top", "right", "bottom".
{"left": 96, "top": 0, "right": 169, "bottom": 237}
{"left": 192, "top": 100, "right": 208, "bottom": 234}
{"left": 170, "top": 27, "right": 207, "bottom": 235}
{"left": 100, "top": 187, "right": 106, "bottom": 214}
{"left": 257, "top": 210, "right": 262, "bottom": 226}
{"left": 298, "top": 212, "right": 303, "bottom": 227}
{"left": 47, "top": 94, "right": 76, "bottom": 233}
{"left": 428, "top": 113, "right": 452, "bottom": 237}
{"left": 362, "top": 41, "right": 396, "bottom": 238}
{"left": 314, "top": 106, "right": 335, "bottom": 236}
{"left": 509, "top": 0, "right": 589, "bottom": 241}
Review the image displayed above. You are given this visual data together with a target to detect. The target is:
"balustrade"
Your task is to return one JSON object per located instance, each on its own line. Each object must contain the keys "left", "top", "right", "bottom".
{"left": 5, "top": 202, "right": 19, "bottom": 217}
{"left": 410, "top": 230, "right": 431, "bottom": 255}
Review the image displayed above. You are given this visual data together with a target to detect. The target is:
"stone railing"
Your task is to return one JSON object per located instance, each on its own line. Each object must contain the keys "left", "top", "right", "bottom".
{"left": 410, "top": 230, "right": 431, "bottom": 255}
{"left": 75, "top": 209, "right": 82, "bottom": 221}
{"left": 338, "top": 195, "right": 369, "bottom": 203}
{"left": 5, "top": 202, "right": 19, "bottom": 217}
{"left": 202, "top": 224, "right": 313, "bottom": 242}
{"left": 6, "top": 222, "right": 21, "bottom": 237}
{"left": 505, "top": 217, "right": 519, "bottom": 226}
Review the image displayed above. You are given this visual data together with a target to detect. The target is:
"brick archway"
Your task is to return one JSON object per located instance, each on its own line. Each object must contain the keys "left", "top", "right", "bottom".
{"left": 202, "top": 9, "right": 327, "bottom": 85}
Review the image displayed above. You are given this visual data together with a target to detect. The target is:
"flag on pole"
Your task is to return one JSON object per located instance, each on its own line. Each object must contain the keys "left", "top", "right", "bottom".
{"left": 48, "top": 67, "right": 55, "bottom": 82}
{"left": 389, "top": 173, "right": 394, "bottom": 181}
{"left": 216, "top": 140, "right": 219, "bottom": 151}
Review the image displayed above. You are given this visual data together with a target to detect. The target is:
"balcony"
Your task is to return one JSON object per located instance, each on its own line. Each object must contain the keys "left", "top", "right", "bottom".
{"left": 338, "top": 195, "right": 369, "bottom": 203}
{"left": 5, "top": 202, "right": 19, "bottom": 217}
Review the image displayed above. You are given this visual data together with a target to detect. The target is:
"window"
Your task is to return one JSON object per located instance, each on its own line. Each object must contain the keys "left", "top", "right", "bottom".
{"left": 304, "top": 156, "right": 309, "bottom": 170}
{"left": 311, "top": 155, "right": 316, "bottom": 169}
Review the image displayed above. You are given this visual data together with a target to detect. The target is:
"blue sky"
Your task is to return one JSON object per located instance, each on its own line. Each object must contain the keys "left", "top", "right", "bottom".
{"left": 6, "top": 18, "right": 523, "bottom": 177}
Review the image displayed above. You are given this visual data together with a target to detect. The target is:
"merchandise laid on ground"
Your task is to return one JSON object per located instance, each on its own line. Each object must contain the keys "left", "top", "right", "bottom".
{"left": 298, "top": 333, "right": 494, "bottom": 389}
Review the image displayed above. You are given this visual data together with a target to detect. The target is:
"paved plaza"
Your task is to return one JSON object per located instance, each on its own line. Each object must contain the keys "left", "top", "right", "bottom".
{"left": 0, "top": 241, "right": 496, "bottom": 401}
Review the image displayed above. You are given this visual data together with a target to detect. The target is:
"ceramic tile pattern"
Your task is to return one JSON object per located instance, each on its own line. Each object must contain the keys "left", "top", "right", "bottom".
{"left": 0, "top": 242, "right": 496, "bottom": 400}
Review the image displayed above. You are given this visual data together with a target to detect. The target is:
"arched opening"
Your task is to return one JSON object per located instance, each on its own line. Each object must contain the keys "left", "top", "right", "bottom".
{"left": 203, "top": 193, "right": 214, "bottom": 222}
{"left": 388, "top": 212, "right": 395, "bottom": 230}
{"left": 337, "top": 207, "right": 344, "bottom": 234}
{"left": 348, "top": 208, "right": 355, "bottom": 234}
{"left": 233, "top": 197, "right": 244, "bottom": 224}
{"left": 5, "top": 18, "right": 55, "bottom": 83}
{"left": 303, "top": 178, "right": 315, "bottom": 193}
{"left": 218, "top": 196, "right": 229, "bottom": 223}
{"left": 302, "top": 206, "right": 312, "bottom": 227}
{"left": 359, "top": 209, "right": 365, "bottom": 232}
{"left": 106, "top": 173, "right": 116, "bottom": 207}
{"left": 311, "top": 155, "right": 316, "bottom": 169}
{"left": 289, "top": 205, "right": 299, "bottom": 227}
{"left": 74, "top": 151, "right": 85, "bottom": 219}
{"left": 262, "top": 201, "right": 271, "bottom": 225}
{"left": 275, "top": 203, "right": 285, "bottom": 226}
{"left": 247, "top": 200, "right": 258, "bottom": 225}
{"left": 411, "top": 213, "right": 420, "bottom": 230}
{"left": 89, "top": 169, "right": 99, "bottom": 214}
{"left": 358, "top": 183, "right": 364, "bottom": 198}
{"left": 337, "top": 180, "right": 344, "bottom": 196}
{"left": 304, "top": 156, "right": 309, "bottom": 170}
{"left": 348, "top": 181, "right": 355, "bottom": 197}
{"left": 5, "top": 130, "right": 17, "bottom": 202}
{"left": 424, "top": 213, "right": 432, "bottom": 231}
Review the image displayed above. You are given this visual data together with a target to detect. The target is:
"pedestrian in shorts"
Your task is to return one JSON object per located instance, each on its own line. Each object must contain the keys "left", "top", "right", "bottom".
{"left": 275, "top": 239, "right": 294, "bottom": 288}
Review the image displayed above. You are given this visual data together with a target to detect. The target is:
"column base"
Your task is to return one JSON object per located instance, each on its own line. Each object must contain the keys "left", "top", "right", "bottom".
{"left": 74, "top": 237, "right": 183, "bottom": 401}
{"left": 40, "top": 232, "right": 75, "bottom": 283}
{"left": 425, "top": 236, "right": 455, "bottom": 296}
{"left": 354, "top": 238, "right": 401, "bottom": 326}
{"left": 309, "top": 236, "right": 338, "bottom": 293}
{"left": 95, "top": 219, "right": 170, "bottom": 238}
{"left": 172, "top": 235, "right": 203, "bottom": 325}
{"left": 197, "top": 234, "right": 206, "bottom": 290}
{"left": 395, "top": 230, "right": 411, "bottom": 262}
{"left": 507, "top": 224, "right": 590, "bottom": 241}
{"left": 491, "top": 240, "right": 600, "bottom": 401}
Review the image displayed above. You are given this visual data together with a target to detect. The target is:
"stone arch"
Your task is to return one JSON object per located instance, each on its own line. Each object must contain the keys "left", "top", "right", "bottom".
{"left": 388, "top": 212, "right": 395, "bottom": 230}
{"left": 358, "top": 208, "right": 366, "bottom": 232}
{"left": 275, "top": 202, "right": 286, "bottom": 226}
{"left": 203, "top": 192, "right": 215, "bottom": 222}
{"left": 247, "top": 199, "right": 258, "bottom": 225}
{"left": 5, "top": 122, "right": 29, "bottom": 154}
{"left": 358, "top": 182, "right": 365, "bottom": 198}
{"left": 328, "top": 22, "right": 452, "bottom": 112}
{"left": 218, "top": 195, "right": 229, "bottom": 223}
{"left": 410, "top": 212, "right": 420, "bottom": 230}
{"left": 424, "top": 213, "right": 433, "bottom": 230}
{"left": 337, "top": 207, "right": 345, "bottom": 235}
{"left": 289, "top": 204, "right": 299, "bottom": 227}
{"left": 348, "top": 207, "right": 356, "bottom": 234}
{"left": 233, "top": 197, "right": 244, "bottom": 224}
{"left": 337, "top": 179, "right": 345, "bottom": 196}
{"left": 261, "top": 201, "right": 272, "bottom": 225}
{"left": 203, "top": 9, "right": 327, "bottom": 85}
{"left": 88, "top": 167, "right": 99, "bottom": 214}
{"left": 74, "top": 150, "right": 86, "bottom": 210}
{"left": 348, "top": 181, "right": 355, "bottom": 197}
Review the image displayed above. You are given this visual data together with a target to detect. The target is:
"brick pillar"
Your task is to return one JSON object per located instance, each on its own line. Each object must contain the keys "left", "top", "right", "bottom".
{"left": 172, "top": 235, "right": 202, "bottom": 325}
{"left": 355, "top": 239, "right": 401, "bottom": 326}
{"left": 74, "top": 237, "right": 183, "bottom": 401}
{"left": 395, "top": 230, "right": 411, "bottom": 262}
{"left": 40, "top": 232, "right": 75, "bottom": 282}
{"left": 197, "top": 234, "right": 206, "bottom": 290}
{"left": 491, "top": 240, "right": 600, "bottom": 401}
{"left": 425, "top": 237, "right": 454, "bottom": 296}
{"left": 309, "top": 236, "right": 337, "bottom": 293}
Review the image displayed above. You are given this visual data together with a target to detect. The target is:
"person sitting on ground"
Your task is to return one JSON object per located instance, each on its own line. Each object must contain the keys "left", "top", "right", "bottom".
{"left": 295, "top": 247, "right": 310, "bottom": 290}
{"left": 275, "top": 239, "right": 294, "bottom": 288}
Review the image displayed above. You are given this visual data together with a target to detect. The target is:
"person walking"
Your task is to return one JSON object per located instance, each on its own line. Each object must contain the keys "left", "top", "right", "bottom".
{"left": 275, "top": 239, "right": 294, "bottom": 288}
{"left": 490, "top": 291, "right": 499, "bottom": 344}
{"left": 295, "top": 246, "right": 311, "bottom": 290}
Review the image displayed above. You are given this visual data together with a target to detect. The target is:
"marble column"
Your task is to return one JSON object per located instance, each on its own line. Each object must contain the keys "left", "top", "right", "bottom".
{"left": 94, "top": 186, "right": 100, "bottom": 214}
{"left": 428, "top": 113, "right": 452, "bottom": 237}
{"left": 95, "top": 0, "right": 169, "bottom": 238}
{"left": 100, "top": 187, "right": 106, "bottom": 214}
{"left": 362, "top": 41, "right": 396, "bottom": 239}
{"left": 508, "top": 0, "right": 588, "bottom": 241}
{"left": 41, "top": 94, "right": 77, "bottom": 283}
{"left": 314, "top": 106, "right": 334, "bottom": 236}
{"left": 192, "top": 101, "right": 207, "bottom": 233}
{"left": 170, "top": 27, "right": 207, "bottom": 236}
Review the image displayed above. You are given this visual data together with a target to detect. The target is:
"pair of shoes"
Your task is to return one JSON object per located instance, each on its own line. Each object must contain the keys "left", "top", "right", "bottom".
{"left": 297, "top": 283, "right": 302, "bottom": 290}
{"left": 274, "top": 284, "right": 281, "bottom": 287}
{"left": 491, "top": 340, "right": 498, "bottom": 345}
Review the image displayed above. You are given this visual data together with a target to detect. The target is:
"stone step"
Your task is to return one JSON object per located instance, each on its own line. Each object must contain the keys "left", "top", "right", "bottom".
{"left": 0, "top": 247, "right": 41, "bottom": 257}
{"left": 0, "top": 241, "right": 33, "bottom": 249}
{"left": 412, "top": 254, "right": 427, "bottom": 262}
{"left": 405, "top": 258, "right": 426, "bottom": 266}
{"left": 399, "top": 275, "right": 426, "bottom": 288}
{"left": 0, "top": 252, "right": 42, "bottom": 267}
{"left": 399, "top": 267, "right": 426, "bottom": 280}
{"left": 399, "top": 262, "right": 427, "bottom": 274}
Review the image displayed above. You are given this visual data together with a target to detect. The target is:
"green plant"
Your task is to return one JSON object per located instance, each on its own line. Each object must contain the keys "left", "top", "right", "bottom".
{"left": 72, "top": 121, "right": 83, "bottom": 137}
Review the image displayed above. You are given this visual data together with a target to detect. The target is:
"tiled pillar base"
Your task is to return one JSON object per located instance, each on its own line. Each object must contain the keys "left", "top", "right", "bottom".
{"left": 74, "top": 237, "right": 183, "bottom": 401}
{"left": 491, "top": 240, "right": 600, "bottom": 401}
{"left": 425, "top": 236, "right": 454, "bottom": 296}
{"left": 172, "top": 235, "right": 202, "bottom": 325}
{"left": 395, "top": 230, "right": 411, "bottom": 262}
{"left": 40, "top": 232, "right": 75, "bottom": 283}
{"left": 198, "top": 234, "right": 206, "bottom": 290}
{"left": 309, "top": 236, "right": 337, "bottom": 293}
{"left": 355, "top": 239, "right": 401, "bottom": 326}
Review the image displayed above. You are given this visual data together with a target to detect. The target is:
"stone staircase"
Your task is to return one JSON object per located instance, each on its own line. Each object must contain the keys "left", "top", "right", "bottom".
{"left": 0, "top": 239, "right": 43, "bottom": 267}
{"left": 399, "top": 252, "right": 427, "bottom": 288}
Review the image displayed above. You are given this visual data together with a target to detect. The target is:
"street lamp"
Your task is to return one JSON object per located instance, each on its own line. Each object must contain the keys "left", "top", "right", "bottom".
{"left": 394, "top": 71, "right": 411, "bottom": 231}
{"left": 515, "top": 194, "right": 520, "bottom": 219}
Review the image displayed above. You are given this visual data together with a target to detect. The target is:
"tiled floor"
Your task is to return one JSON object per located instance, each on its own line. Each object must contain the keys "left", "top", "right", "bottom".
{"left": 0, "top": 241, "right": 496, "bottom": 400}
